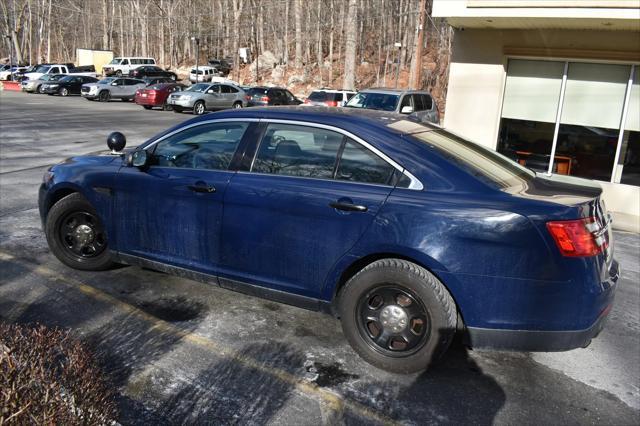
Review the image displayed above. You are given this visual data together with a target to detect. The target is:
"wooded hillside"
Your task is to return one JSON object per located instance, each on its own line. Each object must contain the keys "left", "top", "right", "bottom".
{"left": 1, "top": 0, "right": 452, "bottom": 106}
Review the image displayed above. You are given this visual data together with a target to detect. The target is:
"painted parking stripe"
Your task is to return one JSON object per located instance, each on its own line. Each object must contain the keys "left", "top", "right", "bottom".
{"left": 0, "top": 251, "right": 398, "bottom": 425}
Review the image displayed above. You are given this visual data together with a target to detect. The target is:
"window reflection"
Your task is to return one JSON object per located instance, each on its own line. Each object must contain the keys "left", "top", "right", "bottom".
{"left": 618, "top": 131, "right": 640, "bottom": 186}
{"left": 497, "top": 118, "right": 555, "bottom": 173}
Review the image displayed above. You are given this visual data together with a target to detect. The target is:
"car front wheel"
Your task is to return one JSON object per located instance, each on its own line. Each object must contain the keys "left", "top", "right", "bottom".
{"left": 193, "top": 101, "right": 206, "bottom": 115}
{"left": 338, "top": 259, "right": 457, "bottom": 374}
{"left": 59, "top": 87, "right": 69, "bottom": 97}
{"left": 45, "top": 193, "right": 115, "bottom": 271}
{"left": 232, "top": 101, "right": 243, "bottom": 109}
{"left": 98, "top": 90, "right": 110, "bottom": 102}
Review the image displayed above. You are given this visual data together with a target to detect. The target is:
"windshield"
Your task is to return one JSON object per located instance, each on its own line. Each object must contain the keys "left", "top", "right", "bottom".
{"left": 308, "top": 91, "right": 329, "bottom": 101}
{"left": 185, "top": 83, "right": 209, "bottom": 93}
{"left": 59, "top": 76, "right": 75, "bottom": 82}
{"left": 406, "top": 126, "right": 535, "bottom": 188}
{"left": 42, "top": 74, "right": 64, "bottom": 81}
{"left": 109, "top": 58, "right": 121, "bottom": 65}
{"left": 345, "top": 92, "right": 399, "bottom": 112}
{"left": 34, "top": 65, "right": 51, "bottom": 73}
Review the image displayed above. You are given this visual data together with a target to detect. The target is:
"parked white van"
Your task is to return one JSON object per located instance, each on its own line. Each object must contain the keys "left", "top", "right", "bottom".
{"left": 189, "top": 66, "right": 219, "bottom": 83}
{"left": 102, "top": 57, "right": 156, "bottom": 76}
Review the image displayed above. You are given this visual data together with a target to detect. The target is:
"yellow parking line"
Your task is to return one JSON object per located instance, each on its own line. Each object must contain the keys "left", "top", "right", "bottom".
{"left": 0, "top": 251, "right": 399, "bottom": 425}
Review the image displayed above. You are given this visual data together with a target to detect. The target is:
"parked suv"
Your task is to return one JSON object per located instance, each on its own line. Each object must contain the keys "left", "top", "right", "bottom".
{"left": 246, "top": 87, "right": 302, "bottom": 107}
{"left": 345, "top": 89, "right": 439, "bottom": 124}
{"left": 81, "top": 77, "right": 147, "bottom": 102}
{"left": 130, "top": 65, "right": 177, "bottom": 81}
{"left": 102, "top": 57, "right": 156, "bottom": 76}
{"left": 190, "top": 66, "right": 219, "bottom": 83}
{"left": 304, "top": 89, "right": 356, "bottom": 107}
{"left": 168, "top": 82, "right": 246, "bottom": 115}
{"left": 207, "top": 58, "right": 231, "bottom": 76}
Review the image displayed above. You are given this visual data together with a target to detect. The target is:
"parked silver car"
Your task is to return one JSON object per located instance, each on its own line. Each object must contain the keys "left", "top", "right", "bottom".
{"left": 21, "top": 73, "right": 65, "bottom": 93}
{"left": 345, "top": 88, "right": 440, "bottom": 124}
{"left": 168, "top": 82, "right": 246, "bottom": 115}
{"left": 81, "top": 77, "right": 147, "bottom": 102}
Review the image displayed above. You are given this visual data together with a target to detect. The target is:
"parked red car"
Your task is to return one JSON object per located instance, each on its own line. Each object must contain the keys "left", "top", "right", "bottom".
{"left": 134, "top": 83, "right": 186, "bottom": 110}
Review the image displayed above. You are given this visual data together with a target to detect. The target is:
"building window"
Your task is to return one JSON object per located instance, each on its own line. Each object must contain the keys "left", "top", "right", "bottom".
{"left": 497, "top": 59, "right": 638, "bottom": 186}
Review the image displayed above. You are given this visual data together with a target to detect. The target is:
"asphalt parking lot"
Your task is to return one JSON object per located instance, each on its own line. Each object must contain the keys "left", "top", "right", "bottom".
{"left": 1, "top": 90, "right": 639, "bottom": 425}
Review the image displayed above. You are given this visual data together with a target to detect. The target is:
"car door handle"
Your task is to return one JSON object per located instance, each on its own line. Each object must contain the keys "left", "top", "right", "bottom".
{"left": 329, "top": 202, "right": 368, "bottom": 212}
{"left": 188, "top": 184, "right": 216, "bottom": 193}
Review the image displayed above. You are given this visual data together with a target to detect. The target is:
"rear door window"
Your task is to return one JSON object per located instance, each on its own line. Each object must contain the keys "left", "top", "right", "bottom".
{"left": 252, "top": 124, "right": 344, "bottom": 179}
{"left": 336, "top": 139, "right": 396, "bottom": 185}
{"left": 421, "top": 94, "right": 433, "bottom": 110}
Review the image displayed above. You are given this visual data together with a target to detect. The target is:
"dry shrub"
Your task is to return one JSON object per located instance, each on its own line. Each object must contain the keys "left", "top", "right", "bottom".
{"left": 0, "top": 322, "right": 117, "bottom": 425}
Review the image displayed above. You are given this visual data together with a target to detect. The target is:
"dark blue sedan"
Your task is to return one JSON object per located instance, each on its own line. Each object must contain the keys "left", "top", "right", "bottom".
{"left": 38, "top": 107, "right": 619, "bottom": 373}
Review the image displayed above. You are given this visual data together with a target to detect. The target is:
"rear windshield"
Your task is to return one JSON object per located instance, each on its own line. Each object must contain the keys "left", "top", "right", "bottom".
{"left": 345, "top": 92, "right": 399, "bottom": 112}
{"left": 247, "top": 88, "right": 268, "bottom": 97}
{"left": 407, "top": 127, "right": 535, "bottom": 188}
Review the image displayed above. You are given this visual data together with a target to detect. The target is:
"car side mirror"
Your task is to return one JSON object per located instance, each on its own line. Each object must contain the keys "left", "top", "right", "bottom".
{"left": 111, "top": 82, "right": 118, "bottom": 86}
{"left": 129, "top": 149, "right": 149, "bottom": 168}
{"left": 401, "top": 106, "right": 414, "bottom": 114}
{"left": 107, "top": 131, "right": 126, "bottom": 153}
{"left": 207, "top": 89, "right": 215, "bottom": 94}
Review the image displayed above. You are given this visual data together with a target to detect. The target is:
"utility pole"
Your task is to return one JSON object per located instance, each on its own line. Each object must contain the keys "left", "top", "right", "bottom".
{"left": 409, "top": 0, "right": 427, "bottom": 89}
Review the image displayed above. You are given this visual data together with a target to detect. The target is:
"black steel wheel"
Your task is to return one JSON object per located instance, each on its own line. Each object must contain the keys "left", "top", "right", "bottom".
{"left": 45, "top": 193, "right": 115, "bottom": 271}
{"left": 356, "top": 285, "right": 430, "bottom": 356}
{"left": 338, "top": 259, "right": 457, "bottom": 373}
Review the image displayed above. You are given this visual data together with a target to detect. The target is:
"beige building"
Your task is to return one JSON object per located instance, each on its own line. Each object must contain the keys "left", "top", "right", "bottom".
{"left": 433, "top": 0, "right": 640, "bottom": 232}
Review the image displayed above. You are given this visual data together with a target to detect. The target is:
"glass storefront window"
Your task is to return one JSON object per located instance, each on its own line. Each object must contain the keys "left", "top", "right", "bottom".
{"left": 617, "top": 67, "right": 640, "bottom": 186}
{"left": 497, "top": 59, "right": 638, "bottom": 187}
{"left": 497, "top": 59, "right": 564, "bottom": 173}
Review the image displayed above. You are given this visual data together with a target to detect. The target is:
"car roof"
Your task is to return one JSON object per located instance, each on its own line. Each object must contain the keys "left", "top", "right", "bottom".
{"left": 184, "top": 106, "right": 437, "bottom": 137}
{"left": 358, "top": 88, "right": 432, "bottom": 95}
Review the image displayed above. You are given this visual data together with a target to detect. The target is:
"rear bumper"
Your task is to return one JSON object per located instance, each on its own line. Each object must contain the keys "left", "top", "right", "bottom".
{"left": 465, "top": 307, "right": 610, "bottom": 351}
{"left": 135, "top": 97, "right": 162, "bottom": 106}
{"left": 464, "top": 259, "right": 619, "bottom": 352}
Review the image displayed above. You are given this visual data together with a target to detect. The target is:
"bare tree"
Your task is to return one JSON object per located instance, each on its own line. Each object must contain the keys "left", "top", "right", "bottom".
{"left": 342, "top": 0, "right": 358, "bottom": 90}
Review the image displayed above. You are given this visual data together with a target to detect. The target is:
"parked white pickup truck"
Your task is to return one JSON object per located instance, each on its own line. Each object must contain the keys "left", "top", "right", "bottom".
{"left": 22, "top": 64, "right": 100, "bottom": 81}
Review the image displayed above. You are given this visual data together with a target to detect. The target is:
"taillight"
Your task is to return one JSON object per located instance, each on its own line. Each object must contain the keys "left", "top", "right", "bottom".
{"left": 325, "top": 100, "right": 338, "bottom": 107}
{"left": 135, "top": 90, "right": 141, "bottom": 95}
{"left": 260, "top": 96, "right": 270, "bottom": 102}
{"left": 245, "top": 95, "right": 250, "bottom": 100}
{"left": 546, "top": 217, "right": 606, "bottom": 257}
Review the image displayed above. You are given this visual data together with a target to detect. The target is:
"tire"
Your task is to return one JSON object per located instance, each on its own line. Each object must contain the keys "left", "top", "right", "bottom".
{"left": 163, "top": 102, "right": 173, "bottom": 111}
{"left": 193, "top": 101, "right": 206, "bottom": 115}
{"left": 143, "top": 105, "right": 153, "bottom": 110}
{"left": 45, "top": 193, "right": 115, "bottom": 271}
{"left": 59, "top": 87, "right": 69, "bottom": 97}
{"left": 173, "top": 107, "right": 182, "bottom": 113}
{"left": 115, "top": 70, "right": 122, "bottom": 77}
{"left": 338, "top": 259, "right": 457, "bottom": 374}
{"left": 37, "top": 84, "right": 45, "bottom": 94}
{"left": 98, "top": 90, "right": 110, "bottom": 102}
{"left": 232, "top": 101, "right": 243, "bottom": 109}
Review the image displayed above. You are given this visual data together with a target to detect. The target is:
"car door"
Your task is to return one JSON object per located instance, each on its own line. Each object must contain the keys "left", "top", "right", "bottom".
{"left": 220, "top": 85, "right": 236, "bottom": 108}
{"left": 205, "top": 84, "right": 222, "bottom": 109}
{"left": 219, "top": 122, "right": 397, "bottom": 299}
{"left": 69, "top": 77, "right": 81, "bottom": 93}
{"left": 109, "top": 78, "right": 125, "bottom": 97}
{"left": 113, "top": 120, "right": 252, "bottom": 273}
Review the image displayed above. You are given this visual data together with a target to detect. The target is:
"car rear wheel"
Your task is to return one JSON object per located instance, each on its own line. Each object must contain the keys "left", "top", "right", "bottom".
{"left": 115, "top": 70, "right": 122, "bottom": 77}
{"left": 45, "top": 193, "right": 115, "bottom": 271}
{"left": 232, "top": 101, "right": 243, "bottom": 109}
{"left": 98, "top": 90, "right": 110, "bottom": 102}
{"left": 59, "top": 87, "right": 69, "bottom": 97}
{"left": 193, "top": 101, "right": 206, "bottom": 115}
{"left": 338, "top": 259, "right": 457, "bottom": 374}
